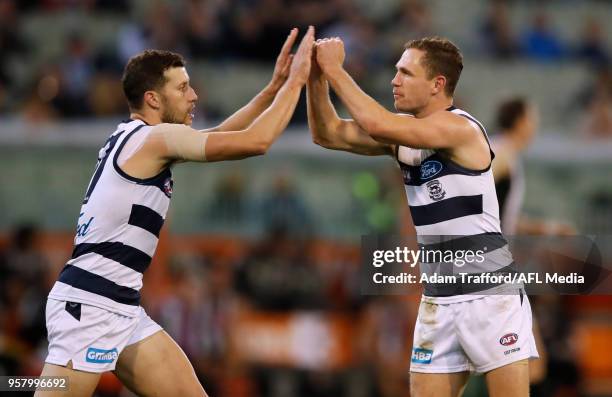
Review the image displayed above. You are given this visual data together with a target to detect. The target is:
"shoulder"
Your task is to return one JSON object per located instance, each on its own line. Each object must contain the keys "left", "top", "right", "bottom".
{"left": 422, "top": 109, "right": 478, "bottom": 137}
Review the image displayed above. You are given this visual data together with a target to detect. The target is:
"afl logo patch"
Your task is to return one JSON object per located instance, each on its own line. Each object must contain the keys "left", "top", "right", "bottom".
{"left": 426, "top": 180, "right": 446, "bottom": 201}
{"left": 499, "top": 333, "right": 518, "bottom": 346}
{"left": 163, "top": 177, "right": 173, "bottom": 198}
{"left": 420, "top": 160, "right": 443, "bottom": 180}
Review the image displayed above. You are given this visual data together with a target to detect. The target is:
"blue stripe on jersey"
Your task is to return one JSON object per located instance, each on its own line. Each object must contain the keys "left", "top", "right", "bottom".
{"left": 58, "top": 264, "right": 140, "bottom": 305}
{"left": 410, "top": 195, "right": 484, "bottom": 226}
{"left": 419, "top": 232, "right": 507, "bottom": 257}
{"left": 400, "top": 152, "right": 490, "bottom": 186}
{"left": 71, "top": 242, "right": 152, "bottom": 273}
{"left": 128, "top": 204, "right": 164, "bottom": 237}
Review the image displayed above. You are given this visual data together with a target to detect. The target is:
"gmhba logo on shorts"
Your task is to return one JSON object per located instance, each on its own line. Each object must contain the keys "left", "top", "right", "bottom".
{"left": 499, "top": 333, "right": 518, "bottom": 346}
{"left": 86, "top": 347, "right": 119, "bottom": 363}
{"left": 411, "top": 347, "right": 433, "bottom": 364}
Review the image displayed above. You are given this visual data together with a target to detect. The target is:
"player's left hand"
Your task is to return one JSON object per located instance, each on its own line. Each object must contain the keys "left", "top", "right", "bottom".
{"left": 268, "top": 28, "right": 298, "bottom": 91}
{"left": 315, "top": 38, "right": 345, "bottom": 75}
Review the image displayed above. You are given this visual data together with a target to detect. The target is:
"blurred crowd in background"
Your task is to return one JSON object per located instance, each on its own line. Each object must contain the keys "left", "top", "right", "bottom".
{"left": 0, "top": 0, "right": 610, "bottom": 137}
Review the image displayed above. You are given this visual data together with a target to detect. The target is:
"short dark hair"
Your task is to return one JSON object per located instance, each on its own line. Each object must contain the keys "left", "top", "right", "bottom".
{"left": 404, "top": 37, "right": 463, "bottom": 96}
{"left": 496, "top": 98, "right": 528, "bottom": 131}
{"left": 121, "top": 50, "right": 186, "bottom": 110}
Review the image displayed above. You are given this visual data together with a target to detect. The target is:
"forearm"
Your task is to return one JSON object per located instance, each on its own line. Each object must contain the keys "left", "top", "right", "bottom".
{"left": 307, "top": 77, "right": 342, "bottom": 145}
{"left": 325, "top": 66, "right": 390, "bottom": 134}
{"left": 243, "top": 79, "right": 302, "bottom": 150}
{"left": 209, "top": 84, "right": 278, "bottom": 132}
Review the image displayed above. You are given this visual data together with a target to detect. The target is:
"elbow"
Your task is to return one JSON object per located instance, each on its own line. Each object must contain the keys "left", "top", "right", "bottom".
{"left": 251, "top": 141, "right": 270, "bottom": 156}
{"left": 311, "top": 134, "right": 328, "bottom": 148}
{"left": 364, "top": 122, "right": 387, "bottom": 142}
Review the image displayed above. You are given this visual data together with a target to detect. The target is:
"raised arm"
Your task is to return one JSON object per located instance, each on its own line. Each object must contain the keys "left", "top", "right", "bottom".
{"left": 133, "top": 26, "right": 314, "bottom": 172}
{"left": 307, "top": 45, "right": 394, "bottom": 156}
{"left": 205, "top": 29, "right": 298, "bottom": 133}
{"left": 315, "top": 38, "right": 476, "bottom": 150}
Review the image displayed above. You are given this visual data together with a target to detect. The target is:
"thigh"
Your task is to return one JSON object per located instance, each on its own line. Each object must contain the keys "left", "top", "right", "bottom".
{"left": 485, "top": 359, "right": 529, "bottom": 397}
{"left": 410, "top": 372, "right": 470, "bottom": 397}
{"left": 34, "top": 362, "right": 101, "bottom": 397}
{"left": 411, "top": 300, "right": 470, "bottom": 373}
{"left": 456, "top": 293, "right": 537, "bottom": 373}
{"left": 113, "top": 330, "right": 208, "bottom": 397}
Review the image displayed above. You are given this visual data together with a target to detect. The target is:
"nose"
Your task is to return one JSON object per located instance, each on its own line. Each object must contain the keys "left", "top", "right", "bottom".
{"left": 391, "top": 72, "right": 400, "bottom": 87}
{"left": 189, "top": 87, "right": 198, "bottom": 102}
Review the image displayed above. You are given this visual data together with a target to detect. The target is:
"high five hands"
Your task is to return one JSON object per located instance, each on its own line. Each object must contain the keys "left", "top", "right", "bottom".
{"left": 272, "top": 28, "right": 344, "bottom": 88}
{"left": 313, "top": 37, "right": 346, "bottom": 76}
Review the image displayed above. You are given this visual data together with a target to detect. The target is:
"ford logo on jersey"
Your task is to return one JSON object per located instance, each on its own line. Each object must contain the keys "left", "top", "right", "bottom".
{"left": 86, "top": 347, "right": 118, "bottom": 364}
{"left": 411, "top": 347, "right": 433, "bottom": 364}
{"left": 420, "top": 161, "right": 443, "bottom": 180}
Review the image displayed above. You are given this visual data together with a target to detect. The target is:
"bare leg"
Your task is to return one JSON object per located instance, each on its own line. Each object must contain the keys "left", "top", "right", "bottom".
{"left": 410, "top": 372, "right": 470, "bottom": 397}
{"left": 113, "top": 330, "right": 208, "bottom": 397}
{"left": 485, "top": 359, "right": 530, "bottom": 397}
{"left": 34, "top": 361, "right": 101, "bottom": 397}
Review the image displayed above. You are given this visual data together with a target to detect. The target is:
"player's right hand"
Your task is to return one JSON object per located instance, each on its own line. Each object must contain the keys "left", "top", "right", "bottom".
{"left": 288, "top": 26, "right": 315, "bottom": 87}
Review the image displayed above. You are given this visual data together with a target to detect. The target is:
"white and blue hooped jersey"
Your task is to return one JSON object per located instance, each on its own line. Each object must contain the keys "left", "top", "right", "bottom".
{"left": 48, "top": 119, "right": 173, "bottom": 316}
{"left": 397, "top": 106, "right": 515, "bottom": 303}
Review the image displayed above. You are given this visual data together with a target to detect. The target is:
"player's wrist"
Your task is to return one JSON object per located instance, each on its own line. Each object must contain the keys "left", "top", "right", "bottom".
{"left": 286, "top": 75, "right": 306, "bottom": 89}
{"left": 321, "top": 64, "right": 343, "bottom": 77}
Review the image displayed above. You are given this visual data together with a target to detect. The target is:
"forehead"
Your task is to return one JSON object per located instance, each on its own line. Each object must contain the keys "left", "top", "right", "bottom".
{"left": 396, "top": 49, "right": 426, "bottom": 72}
{"left": 162, "top": 66, "right": 189, "bottom": 86}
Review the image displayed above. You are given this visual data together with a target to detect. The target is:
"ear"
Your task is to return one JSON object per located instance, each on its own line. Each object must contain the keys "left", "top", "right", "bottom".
{"left": 432, "top": 75, "right": 447, "bottom": 95}
{"left": 143, "top": 90, "right": 161, "bottom": 110}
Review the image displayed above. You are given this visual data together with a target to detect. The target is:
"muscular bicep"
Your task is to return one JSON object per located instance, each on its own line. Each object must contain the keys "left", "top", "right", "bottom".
{"left": 369, "top": 112, "right": 476, "bottom": 150}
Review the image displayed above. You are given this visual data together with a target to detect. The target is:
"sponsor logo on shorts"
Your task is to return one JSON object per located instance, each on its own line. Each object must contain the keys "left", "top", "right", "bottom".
{"left": 86, "top": 347, "right": 118, "bottom": 364}
{"left": 499, "top": 333, "right": 518, "bottom": 346}
{"left": 504, "top": 347, "right": 521, "bottom": 356}
{"left": 411, "top": 347, "right": 433, "bottom": 364}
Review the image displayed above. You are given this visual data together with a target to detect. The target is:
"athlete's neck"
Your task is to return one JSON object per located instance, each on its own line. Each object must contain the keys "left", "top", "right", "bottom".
{"left": 414, "top": 97, "right": 454, "bottom": 118}
{"left": 129, "top": 111, "right": 161, "bottom": 126}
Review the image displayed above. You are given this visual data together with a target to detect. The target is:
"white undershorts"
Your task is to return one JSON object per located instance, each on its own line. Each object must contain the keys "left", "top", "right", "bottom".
{"left": 44, "top": 298, "right": 162, "bottom": 373}
{"left": 410, "top": 292, "right": 539, "bottom": 374}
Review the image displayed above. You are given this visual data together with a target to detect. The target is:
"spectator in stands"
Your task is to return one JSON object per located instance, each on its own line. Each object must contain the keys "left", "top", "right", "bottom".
{"left": 0, "top": 223, "right": 50, "bottom": 364}
{"left": 580, "top": 85, "right": 612, "bottom": 138}
{"left": 322, "top": 4, "right": 379, "bottom": 82}
{"left": 183, "top": 0, "right": 225, "bottom": 59}
{"left": 521, "top": 11, "right": 566, "bottom": 62}
{"left": 575, "top": 67, "right": 612, "bottom": 138}
{"left": 260, "top": 173, "right": 313, "bottom": 237}
{"left": 479, "top": 0, "right": 519, "bottom": 59}
{"left": 386, "top": 0, "right": 434, "bottom": 62}
{"left": 0, "top": 0, "right": 28, "bottom": 111}
{"left": 575, "top": 17, "right": 610, "bottom": 68}
{"left": 52, "top": 34, "right": 94, "bottom": 117}
{"left": 207, "top": 170, "right": 247, "bottom": 225}
{"left": 234, "top": 224, "right": 323, "bottom": 311}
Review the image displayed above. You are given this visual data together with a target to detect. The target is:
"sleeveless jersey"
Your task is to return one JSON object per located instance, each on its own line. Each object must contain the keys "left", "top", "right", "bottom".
{"left": 48, "top": 119, "right": 173, "bottom": 316}
{"left": 397, "top": 106, "right": 515, "bottom": 303}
